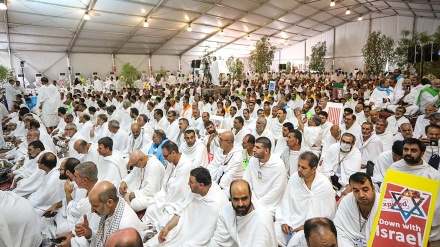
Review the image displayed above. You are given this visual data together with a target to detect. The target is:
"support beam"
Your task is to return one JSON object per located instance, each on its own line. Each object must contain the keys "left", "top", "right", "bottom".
{"left": 113, "top": 0, "right": 166, "bottom": 54}
{"left": 151, "top": 0, "right": 223, "bottom": 55}
{"left": 67, "top": 0, "right": 98, "bottom": 53}
{"left": 3, "top": 3, "right": 11, "bottom": 68}
{"left": 180, "top": 0, "right": 276, "bottom": 56}
{"left": 203, "top": 0, "right": 332, "bottom": 57}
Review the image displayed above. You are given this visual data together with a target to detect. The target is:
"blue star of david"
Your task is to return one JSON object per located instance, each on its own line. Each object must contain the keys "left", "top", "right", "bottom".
{"left": 390, "top": 191, "right": 425, "bottom": 221}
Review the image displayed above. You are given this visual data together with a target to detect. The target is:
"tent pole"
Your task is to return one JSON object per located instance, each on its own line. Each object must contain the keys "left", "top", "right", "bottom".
{"left": 67, "top": 55, "right": 72, "bottom": 88}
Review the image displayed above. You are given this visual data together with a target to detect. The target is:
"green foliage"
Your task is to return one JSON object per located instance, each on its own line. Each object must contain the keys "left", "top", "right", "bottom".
{"left": 362, "top": 31, "right": 394, "bottom": 77}
{"left": 308, "top": 41, "right": 327, "bottom": 73}
{"left": 286, "top": 61, "right": 291, "bottom": 74}
{"left": 394, "top": 28, "right": 440, "bottom": 77}
{"left": 155, "top": 66, "right": 167, "bottom": 82}
{"left": 119, "top": 63, "right": 140, "bottom": 88}
{"left": 226, "top": 56, "right": 244, "bottom": 80}
{"left": 0, "top": 65, "right": 16, "bottom": 85}
{"left": 249, "top": 36, "right": 276, "bottom": 76}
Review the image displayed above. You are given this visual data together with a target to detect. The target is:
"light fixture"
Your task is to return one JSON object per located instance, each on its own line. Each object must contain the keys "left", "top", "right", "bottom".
{"left": 0, "top": 0, "right": 7, "bottom": 10}
{"left": 358, "top": 15, "right": 363, "bottom": 21}
{"left": 284, "top": 39, "right": 288, "bottom": 45}
{"left": 187, "top": 23, "right": 192, "bottom": 32}
{"left": 330, "top": 0, "right": 335, "bottom": 7}
{"left": 247, "top": 35, "right": 250, "bottom": 41}
{"left": 83, "top": 11, "right": 90, "bottom": 21}
{"left": 345, "top": 8, "right": 350, "bottom": 15}
{"left": 219, "top": 29, "right": 224, "bottom": 36}
{"left": 143, "top": 19, "right": 149, "bottom": 27}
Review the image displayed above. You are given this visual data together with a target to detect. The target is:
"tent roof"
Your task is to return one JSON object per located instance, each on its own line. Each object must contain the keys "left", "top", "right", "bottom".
{"left": 1, "top": 0, "right": 438, "bottom": 57}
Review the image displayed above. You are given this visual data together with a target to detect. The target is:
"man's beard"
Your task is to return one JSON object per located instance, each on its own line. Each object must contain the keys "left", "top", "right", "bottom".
{"left": 232, "top": 202, "right": 252, "bottom": 216}
{"left": 404, "top": 155, "right": 422, "bottom": 165}
{"left": 29, "top": 154, "right": 37, "bottom": 160}
{"left": 59, "top": 172, "right": 68, "bottom": 180}
{"left": 96, "top": 206, "right": 111, "bottom": 217}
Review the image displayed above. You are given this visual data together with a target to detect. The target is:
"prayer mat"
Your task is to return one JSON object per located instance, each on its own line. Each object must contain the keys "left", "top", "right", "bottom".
{"left": 0, "top": 178, "right": 12, "bottom": 191}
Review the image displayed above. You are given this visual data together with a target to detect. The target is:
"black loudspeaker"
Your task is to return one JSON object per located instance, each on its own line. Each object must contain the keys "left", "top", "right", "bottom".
{"left": 423, "top": 44, "right": 440, "bottom": 62}
{"left": 278, "top": 64, "right": 286, "bottom": 70}
{"left": 191, "top": 60, "right": 201, "bottom": 68}
{"left": 407, "top": 46, "right": 422, "bottom": 63}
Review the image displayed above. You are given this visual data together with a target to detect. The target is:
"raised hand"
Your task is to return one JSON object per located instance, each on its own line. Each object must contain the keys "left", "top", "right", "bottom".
{"left": 74, "top": 214, "right": 92, "bottom": 239}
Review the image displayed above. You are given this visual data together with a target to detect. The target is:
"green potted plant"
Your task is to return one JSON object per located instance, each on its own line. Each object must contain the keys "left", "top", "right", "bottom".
{"left": 249, "top": 36, "right": 276, "bottom": 79}
{"left": 308, "top": 41, "right": 327, "bottom": 73}
{"left": 226, "top": 55, "right": 244, "bottom": 80}
{"left": 0, "top": 65, "right": 16, "bottom": 86}
{"left": 119, "top": 63, "right": 140, "bottom": 88}
{"left": 362, "top": 31, "right": 394, "bottom": 77}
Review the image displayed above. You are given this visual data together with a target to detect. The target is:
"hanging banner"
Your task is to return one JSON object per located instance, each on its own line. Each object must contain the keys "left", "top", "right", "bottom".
{"left": 58, "top": 73, "right": 68, "bottom": 87}
{"left": 326, "top": 102, "right": 343, "bottom": 126}
{"left": 368, "top": 170, "right": 439, "bottom": 247}
{"left": 34, "top": 73, "right": 43, "bottom": 88}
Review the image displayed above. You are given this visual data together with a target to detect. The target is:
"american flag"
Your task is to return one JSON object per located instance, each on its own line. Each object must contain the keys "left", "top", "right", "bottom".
{"left": 326, "top": 102, "right": 343, "bottom": 126}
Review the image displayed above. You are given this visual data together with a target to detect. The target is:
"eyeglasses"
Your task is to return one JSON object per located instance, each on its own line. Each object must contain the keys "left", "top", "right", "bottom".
{"left": 163, "top": 151, "right": 172, "bottom": 159}
{"left": 64, "top": 128, "right": 71, "bottom": 131}
{"left": 341, "top": 140, "right": 352, "bottom": 145}
{"left": 219, "top": 138, "right": 228, "bottom": 143}
{"left": 58, "top": 167, "right": 65, "bottom": 171}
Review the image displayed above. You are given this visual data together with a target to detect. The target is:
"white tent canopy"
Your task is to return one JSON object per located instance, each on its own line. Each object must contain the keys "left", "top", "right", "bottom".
{"left": 0, "top": 0, "right": 439, "bottom": 81}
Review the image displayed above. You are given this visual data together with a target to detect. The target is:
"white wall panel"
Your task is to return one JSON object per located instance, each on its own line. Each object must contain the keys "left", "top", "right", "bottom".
{"left": 151, "top": 55, "right": 180, "bottom": 74}
{"left": 334, "top": 57, "right": 364, "bottom": 74}
{"left": 335, "top": 20, "right": 369, "bottom": 57}
{"left": 371, "top": 15, "right": 414, "bottom": 40}
{"left": 115, "top": 54, "right": 149, "bottom": 76}
{"left": 70, "top": 53, "right": 112, "bottom": 79}
{"left": 415, "top": 18, "right": 440, "bottom": 34}
{"left": 11, "top": 52, "right": 68, "bottom": 83}
{"left": 280, "top": 41, "right": 307, "bottom": 70}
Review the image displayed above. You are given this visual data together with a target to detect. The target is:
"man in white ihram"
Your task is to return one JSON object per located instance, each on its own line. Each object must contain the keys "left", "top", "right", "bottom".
{"left": 208, "top": 131, "right": 243, "bottom": 197}
{"left": 275, "top": 151, "right": 336, "bottom": 247}
{"left": 389, "top": 138, "right": 440, "bottom": 245}
{"left": 320, "top": 133, "right": 362, "bottom": 196}
{"left": 179, "top": 129, "right": 208, "bottom": 167}
{"left": 38, "top": 77, "right": 61, "bottom": 132}
{"left": 209, "top": 179, "right": 277, "bottom": 246}
{"left": 141, "top": 141, "right": 193, "bottom": 233}
{"left": 243, "top": 137, "right": 288, "bottom": 215}
{"left": 210, "top": 56, "right": 220, "bottom": 86}
{"left": 119, "top": 150, "right": 165, "bottom": 212}
{"left": 146, "top": 167, "right": 228, "bottom": 246}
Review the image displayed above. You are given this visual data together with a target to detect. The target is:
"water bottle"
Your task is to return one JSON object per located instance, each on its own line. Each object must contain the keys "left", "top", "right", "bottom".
{"left": 286, "top": 231, "right": 293, "bottom": 244}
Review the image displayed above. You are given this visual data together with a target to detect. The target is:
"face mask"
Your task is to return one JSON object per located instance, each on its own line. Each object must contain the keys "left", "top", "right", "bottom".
{"left": 340, "top": 143, "right": 352, "bottom": 152}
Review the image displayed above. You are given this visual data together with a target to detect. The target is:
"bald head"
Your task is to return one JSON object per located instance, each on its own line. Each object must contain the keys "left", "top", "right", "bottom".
{"left": 131, "top": 123, "right": 141, "bottom": 138}
{"left": 87, "top": 181, "right": 117, "bottom": 215}
{"left": 127, "top": 150, "right": 145, "bottom": 170}
{"left": 330, "top": 125, "right": 340, "bottom": 139}
{"left": 105, "top": 228, "right": 143, "bottom": 247}
{"left": 222, "top": 131, "right": 234, "bottom": 143}
{"left": 304, "top": 217, "right": 337, "bottom": 247}
{"left": 230, "top": 179, "right": 251, "bottom": 198}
